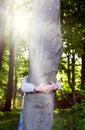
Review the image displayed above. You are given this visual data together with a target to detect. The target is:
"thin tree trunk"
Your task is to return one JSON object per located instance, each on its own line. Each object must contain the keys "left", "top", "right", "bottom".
{"left": 12, "top": 76, "right": 17, "bottom": 109}
{"left": 81, "top": 43, "right": 85, "bottom": 88}
{"left": 4, "top": 0, "right": 14, "bottom": 111}
{"left": 0, "top": 0, "right": 6, "bottom": 71}
{"left": 71, "top": 50, "right": 76, "bottom": 104}
{"left": 23, "top": 0, "right": 62, "bottom": 130}
{"left": 67, "top": 51, "right": 71, "bottom": 86}
{"left": 4, "top": 39, "right": 14, "bottom": 111}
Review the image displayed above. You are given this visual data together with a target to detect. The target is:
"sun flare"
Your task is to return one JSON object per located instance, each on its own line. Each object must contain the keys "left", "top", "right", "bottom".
{"left": 13, "top": 10, "right": 31, "bottom": 38}
{"left": 14, "top": 13, "right": 27, "bottom": 33}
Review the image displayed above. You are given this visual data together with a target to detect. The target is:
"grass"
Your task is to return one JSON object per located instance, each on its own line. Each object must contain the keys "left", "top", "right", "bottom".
{"left": 0, "top": 109, "right": 73, "bottom": 130}
{"left": 0, "top": 119, "right": 19, "bottom": 130}
{"left": 0, "top": 110, "right": 20, "bottom": 130}
{"left": 0, "top": 108, "right": 84, "bottom": 130}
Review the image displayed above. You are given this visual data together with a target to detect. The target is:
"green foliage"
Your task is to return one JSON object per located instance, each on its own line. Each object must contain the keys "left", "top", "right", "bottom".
{"left": 72, "top": 102, "right": 85, "bottom": 130}
{"left": 53, "top": 109, "right": 73, "bottom": 130}
{"left": 61, "top": 0, "right": 84, "bottom": 56}
{"left": 57, "top": 0, "right": 84, "bottom": 99}
{"left": 54, "top": 106, "right": 85, "bottom": 130}
{"left": 71, "top": 90, "right": 85, "bottom": 130}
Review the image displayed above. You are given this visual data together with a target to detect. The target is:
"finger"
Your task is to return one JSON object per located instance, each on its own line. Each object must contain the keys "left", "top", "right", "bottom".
{"left": 49, "top": 81, "right": 53, "bottom": 84}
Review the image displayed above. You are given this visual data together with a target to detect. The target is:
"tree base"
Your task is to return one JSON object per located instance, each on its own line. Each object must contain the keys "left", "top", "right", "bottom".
{"left": 23, "top": 92, "right": 55, "bottom": 130}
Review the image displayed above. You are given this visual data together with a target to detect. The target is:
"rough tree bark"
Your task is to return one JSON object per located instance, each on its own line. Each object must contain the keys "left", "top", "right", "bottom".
{"left": 23, "top": 0, "right": 62, "bottom": 130}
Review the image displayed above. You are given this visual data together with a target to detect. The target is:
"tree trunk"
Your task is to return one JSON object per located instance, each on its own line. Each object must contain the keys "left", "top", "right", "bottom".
{"left": 0, "top": 0, "right": 6, "bottom": 71}
{"left": 67, "top": 51, "right": 71, "bottom": 87}
{"left": 4, "top": 39, "right": 14, "bottom": 111}
{"left": 81, "top": 43, "right": 85, "bottom": 89}
{"left": 23, "top": 0, "right": 62, "bottom": 130}
{"left": 12, "top": 75, "right": 17, "bottom": 109}
{"left": 71, "top": 50, "right": 76, "bottom": 104}
{"left": 4, "top": 0, "right": 14, "bottom": 111}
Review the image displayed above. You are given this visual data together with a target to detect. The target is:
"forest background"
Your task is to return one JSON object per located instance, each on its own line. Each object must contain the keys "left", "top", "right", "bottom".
{"left": 0, "top": 0, "right": 85, "bottom": 129}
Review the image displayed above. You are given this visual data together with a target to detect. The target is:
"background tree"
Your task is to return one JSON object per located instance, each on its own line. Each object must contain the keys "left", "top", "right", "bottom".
{"left": 0, "top": 0, "right": 6, "bottom": 71}
{"left": 58, "top": 0, "right": 85, "bottom": 104}
{"left": 4, "top": 0, "right": 15, "bottom": 111}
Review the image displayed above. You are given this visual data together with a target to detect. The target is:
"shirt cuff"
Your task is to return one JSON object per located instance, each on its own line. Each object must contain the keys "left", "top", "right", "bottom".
{"left": 56, "top": 81, "right": 61, "bottom": 90}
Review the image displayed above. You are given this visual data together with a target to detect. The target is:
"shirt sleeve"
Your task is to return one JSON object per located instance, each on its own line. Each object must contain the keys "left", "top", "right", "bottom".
{"left": 56, "top": 81, "right": 61, "bottom": 90}
{"left": 21, "top": 76, "right": 36, "bottom": 92}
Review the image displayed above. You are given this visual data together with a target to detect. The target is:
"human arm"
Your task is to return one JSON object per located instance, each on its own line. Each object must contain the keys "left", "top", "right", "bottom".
{"left": 21, "top": 76, "right": 61, "bottom": 93}
{"left": 21, "top": 76, "right": 47, "bottom": 93}
{"left": 21, "top": 76, "right": 36, "bottom": 92}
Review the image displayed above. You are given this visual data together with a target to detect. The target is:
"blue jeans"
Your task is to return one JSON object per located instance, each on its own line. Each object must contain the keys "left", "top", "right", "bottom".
{"left": 18, "top": 111, "right": 23, "bottom": 130}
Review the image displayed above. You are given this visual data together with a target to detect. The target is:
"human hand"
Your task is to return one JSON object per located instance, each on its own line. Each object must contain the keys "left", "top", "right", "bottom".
{"left": 35, "top": 81, "right": 58, "bottom": 93}
{"left": 35, "top": 83, "right": 48, "bottom": 93}
{"left": 48, "top": 81, "right": 58, "bottom": 92}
